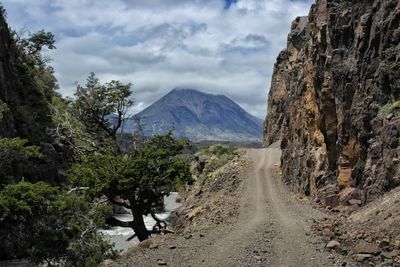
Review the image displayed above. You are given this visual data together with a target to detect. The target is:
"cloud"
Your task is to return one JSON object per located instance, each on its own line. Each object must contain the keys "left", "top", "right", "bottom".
{"left": 3, "top": 0, "right": 313, "bottom": 118}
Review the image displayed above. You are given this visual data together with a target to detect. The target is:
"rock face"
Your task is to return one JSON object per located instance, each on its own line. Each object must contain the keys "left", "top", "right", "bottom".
{"left": 0, "top": 9, "right": 68, "bottom": 183}
{"left": 0, "top": 10, "right": 52, "bottom": 141}
{"left": 126, "top": 88, "right": 263, "bottom": 142}
{"left": 264, "top": 0, "right": 400, "bottom": 204}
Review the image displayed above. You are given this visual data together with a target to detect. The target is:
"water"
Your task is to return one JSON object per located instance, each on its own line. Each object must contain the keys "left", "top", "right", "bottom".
{"left": 100, "top": 192, "right": 180, "bottom": 253}
{"left": 0, "top": 195, "right": 180, "bottom": 266}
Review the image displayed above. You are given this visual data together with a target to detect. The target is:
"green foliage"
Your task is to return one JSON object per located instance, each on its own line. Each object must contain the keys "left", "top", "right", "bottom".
{"left": 198, "top": 145, "right": 238, "bottom": 173}
{"left": 23, "top": 30, "right": 56, "bottom": 55}
{"left": 378, "top": 100, "right": 400, "bottom": 119}
{"left": 66, "top": 232, "right": 117, "bottom": 267}
{"left": 70, "top": 133, "right": 193, "bottom": 213}
{"left": 1, "top": 27, "right": 59, "bottom": 144}
{"left": 0, "top": 182, "right": 116, "bottom": 265}
{"left": 0, "top": 137, "right": 42, "bottom": 185}
{"left": 51, "top": 96, "right": 98, "bottom": 159}
{"left": 73, "top": 73, "right": 133, "bottom": 141}
{"left": 199, "top": 144, "right": 237, "bottom": 157}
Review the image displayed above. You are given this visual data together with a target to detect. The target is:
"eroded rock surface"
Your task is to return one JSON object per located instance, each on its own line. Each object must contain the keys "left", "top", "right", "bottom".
{"left": 265, "top": 0, "right": 400, "bottom": 205}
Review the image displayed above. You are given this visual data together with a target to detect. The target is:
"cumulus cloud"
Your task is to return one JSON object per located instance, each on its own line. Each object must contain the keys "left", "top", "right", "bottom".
{"left": 3, "top": 0, "right": 313, "bottom": 118}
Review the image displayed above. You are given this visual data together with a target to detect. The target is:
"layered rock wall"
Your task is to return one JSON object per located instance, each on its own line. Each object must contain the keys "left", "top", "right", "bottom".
{"left": 265, "top": 0, "right": 400, "bottom": 205}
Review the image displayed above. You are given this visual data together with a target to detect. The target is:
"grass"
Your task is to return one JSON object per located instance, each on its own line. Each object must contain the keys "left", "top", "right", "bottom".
{"left": 377, "top": 100, "right": 400, "bottom": 119}
{"left": 198, "top": 145, "right": 238, "bottom": 174}
{"left": 199, "top": 145, "right": 237, "bottom": 157}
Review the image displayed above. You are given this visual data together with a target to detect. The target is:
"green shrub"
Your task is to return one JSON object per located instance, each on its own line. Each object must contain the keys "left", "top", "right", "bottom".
{"left": 0, "top": 137, "right": 43, "bottom": 185}
{"left": 377, "top": 100, "right": 400, "bottom": 119}
{"left": 199, "top": 145, "right": 237, "bottom": 157}
{"left": 198, "top": 145, "right": 238, "bottom": 173}
{"left": 0, "top": 182, "right": 116, "bottom": 265}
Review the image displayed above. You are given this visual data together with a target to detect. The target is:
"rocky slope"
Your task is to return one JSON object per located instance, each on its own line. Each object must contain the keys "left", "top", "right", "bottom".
{"left": 124, "top": 88, "right": 263, "bottom": 142}
{"left": 264, "top": 0, "right": 400, "bottom": 206}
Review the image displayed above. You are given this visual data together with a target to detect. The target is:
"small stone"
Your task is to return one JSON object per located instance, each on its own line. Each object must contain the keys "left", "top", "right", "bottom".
{"left": 185, "top": 234, "right": 193, "bottom": 239}
{"left": 348, "top": 199, "right": 362, "bottom": 206}
{"left": 169, "top": 245, "right": 177, "bottom": 249}
{"left": 386, "top": 113, "right": 394, "bottom": 120}
{"left": 199, "top": 233, "right": 205, "bottom": 238}
{"left": 101, "top": 259, "right": 116, "bottom": 267}
{"left": 195, "top": 189, "right": 202, "bottom": 197}
{"left": 157, "top": 259, "right": 167, "bottom": 266}
{"left": 382, "top": 250, "right": 399, "bottom": 259}
{"left": 149, "top": 244, "right": 159, "bottom": 249}
{"left": 322, "top": 228, "right": 334, "bottom": 238}
{"left": 380, "top": 239, "right": 390, "bottom": 248}
{"left": 352, "top": 254, "right": 373, "bottom": 262}
{"left": 389, "top": 250, "right": 399, "bottom": 257}
{"left": 394, "top": 240, "right": 400, "bottom": 249}
{"left": 254, "top": 255, "right": 262, "bottom": 261}
{"left": 327, "top": 240, "right": 341, "bottom": 249}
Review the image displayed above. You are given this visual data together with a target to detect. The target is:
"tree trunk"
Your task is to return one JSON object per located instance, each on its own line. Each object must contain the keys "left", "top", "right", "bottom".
{"left": 131, "top": 204, "right": 149, "bottom": 241}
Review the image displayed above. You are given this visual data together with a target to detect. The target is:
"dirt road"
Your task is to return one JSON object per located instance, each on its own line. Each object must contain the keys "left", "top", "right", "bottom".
{"left": 112, "top": 147, "right": 346, "bottom": 267}
{"left": 195, "top": 147, "right": 343, "bottom": 266}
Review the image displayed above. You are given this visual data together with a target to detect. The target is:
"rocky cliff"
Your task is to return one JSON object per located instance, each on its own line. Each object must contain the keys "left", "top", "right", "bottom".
{"left": 0, "top": 9, "right": 53, "bottom": 141}
{"left": 265, "top": 0, "right": 400, "bottom": 206}
{"left": 0, "top": 8, "right": 69, "bottom": 183}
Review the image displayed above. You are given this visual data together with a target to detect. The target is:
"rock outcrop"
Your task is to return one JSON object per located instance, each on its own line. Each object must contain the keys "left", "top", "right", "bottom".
{"left": 264, "top": 0, "right": 400, "bottom": 205}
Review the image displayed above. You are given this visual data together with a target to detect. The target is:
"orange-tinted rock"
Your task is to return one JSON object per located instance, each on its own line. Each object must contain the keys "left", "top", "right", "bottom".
{"left": 264, "top": 0, "right": 400, "bottom": 203}
{"left": 337, "top": 168, "right": 352, "bottom": 189}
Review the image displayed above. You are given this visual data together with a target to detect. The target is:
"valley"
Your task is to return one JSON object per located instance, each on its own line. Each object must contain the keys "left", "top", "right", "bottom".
{"left": 0, "top": 0, "right": 399, "bottom": 266}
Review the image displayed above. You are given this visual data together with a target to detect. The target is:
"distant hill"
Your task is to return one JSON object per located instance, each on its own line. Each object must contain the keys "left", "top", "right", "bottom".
{"left": 122, "top": 89, "right": 263, "bottom": 142}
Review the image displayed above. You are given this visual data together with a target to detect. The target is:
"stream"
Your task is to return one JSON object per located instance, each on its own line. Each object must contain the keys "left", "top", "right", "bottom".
{"left": 100, "top": 192, "right": 180, "bottom": 253}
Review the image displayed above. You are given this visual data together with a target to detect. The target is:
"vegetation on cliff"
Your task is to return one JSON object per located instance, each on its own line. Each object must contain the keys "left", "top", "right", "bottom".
{"left": 0, "top": 5, "right": 193, "bottom": 266}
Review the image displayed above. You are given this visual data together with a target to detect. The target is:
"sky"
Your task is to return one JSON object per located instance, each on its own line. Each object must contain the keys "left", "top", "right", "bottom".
{"left": 2, "top": 0, "right": 313, "bottom": 118}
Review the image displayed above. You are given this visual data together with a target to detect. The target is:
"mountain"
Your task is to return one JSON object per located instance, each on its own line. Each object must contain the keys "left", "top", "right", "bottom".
{"left": 122, "top": 89, "right": 263, "bottom": 142}
{"left": 264, "top": 0, "right": 399, "bottom": 205}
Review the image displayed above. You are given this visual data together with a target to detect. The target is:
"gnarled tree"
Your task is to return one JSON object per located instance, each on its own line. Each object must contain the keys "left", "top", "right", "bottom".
{"left": 74, "top": 72, "right": 133, "bottom": 143}
{"left": 69, "top": 133, "right": 193, "bottom": 241}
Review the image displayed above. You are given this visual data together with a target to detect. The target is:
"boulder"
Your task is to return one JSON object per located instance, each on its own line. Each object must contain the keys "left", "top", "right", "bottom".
{"left": 326, "top": 240, "right": 341, "bottom": 249}
{"left": 354, "top": 241, "right": 380, "bottom": 255}
{"left": 352, "top": 254, "right": 373, "bottom": 262}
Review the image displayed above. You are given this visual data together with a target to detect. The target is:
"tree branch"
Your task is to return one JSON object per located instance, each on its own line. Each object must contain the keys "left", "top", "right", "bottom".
{"left": 109, "top": 198, "right": 131, "bottom": 209}
{"left": 106, "top": 216, "right": 132, "bottom": 228}
{"left": 126, "top": 233, "right": 137, "bottom": 242}
{"left": 67, "top": 187, "right": 89, "bottom": 194}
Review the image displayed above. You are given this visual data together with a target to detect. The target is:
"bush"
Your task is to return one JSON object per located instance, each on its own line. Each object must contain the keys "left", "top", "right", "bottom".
{"left": 198, "top": 145, "right": 238, "bottom": 173}
{"left": 0, "top": 182, "right": 117, "bottom": 265}
{"left": 0, "top": 137, "right": 42, "bottom": 185}
{"left": 378, "top": 100, "right": 400, "bottom": 119}
{"left": 199, "top": 145, "right": 237, "bottom": 157}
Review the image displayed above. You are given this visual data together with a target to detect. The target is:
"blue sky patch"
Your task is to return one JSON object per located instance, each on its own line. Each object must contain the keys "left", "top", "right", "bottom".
{"left": 224, "top": 0, "right": 238, "bottom": 9}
